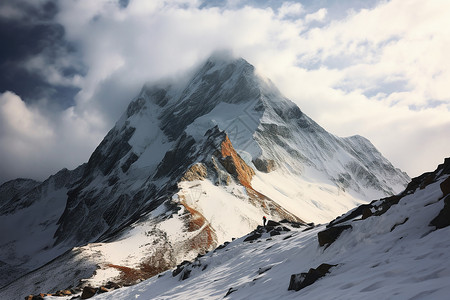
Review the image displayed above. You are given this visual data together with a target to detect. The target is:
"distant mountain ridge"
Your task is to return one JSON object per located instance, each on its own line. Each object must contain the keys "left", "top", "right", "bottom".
{"left": 0, "top": 54, "right": 409, "bottom": 298}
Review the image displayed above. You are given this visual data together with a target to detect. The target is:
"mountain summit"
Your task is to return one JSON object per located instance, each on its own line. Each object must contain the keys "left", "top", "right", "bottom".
{"left": 0, "top": 55, "right": 409, "bottom": 297}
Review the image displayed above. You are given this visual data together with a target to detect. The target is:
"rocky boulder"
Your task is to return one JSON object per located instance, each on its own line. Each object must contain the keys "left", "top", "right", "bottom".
{"left": 81, "top": 286, "right": 98, "bottom": 299}
{"left": 317, "top": 225, "right": 352, "bottom": 247}
{"left": 288, "top": 263, "right": 337, "bottom": 291}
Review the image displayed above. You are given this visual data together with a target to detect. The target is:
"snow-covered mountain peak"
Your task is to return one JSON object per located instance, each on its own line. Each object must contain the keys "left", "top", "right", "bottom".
{"left": 0, "top": 55, "right": 411, "bottom": 299}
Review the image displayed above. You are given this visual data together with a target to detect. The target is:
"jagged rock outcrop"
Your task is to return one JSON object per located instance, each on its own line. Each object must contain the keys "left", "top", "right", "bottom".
{"left": 430, "top": 195, "right": 450, "bottom": 229}
{"left": 181, "top": 163, "right": 208, "bottom": 181}
{"left": 215, "top": 135, "right": 255, "bottom": 188}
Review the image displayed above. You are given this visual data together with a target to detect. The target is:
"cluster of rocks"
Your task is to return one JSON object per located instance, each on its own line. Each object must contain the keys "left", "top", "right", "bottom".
{"left": 24, "top": 282, "right": 122, "bottom": 300}
{"left": 243, "top": 219, "right": 311, "bottom": 243}
{"left": 171, "top": 253, "right": 210, "bottom": 282}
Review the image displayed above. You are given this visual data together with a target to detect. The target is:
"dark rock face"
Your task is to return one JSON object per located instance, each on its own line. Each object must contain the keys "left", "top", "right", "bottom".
{"left": 85, "top": 126, "right": 135, "bottom": 177}
{"left": 317, "top": 225, "right": 352, "bottom": 247}
{"left": 441, "top": 177, "right": 450, "bottom": 197}
{"left": 288, "top": 263, "right": 337, "bottom": 291}
{"left": 430, "top": 195, "right": 450, "bottom": 229}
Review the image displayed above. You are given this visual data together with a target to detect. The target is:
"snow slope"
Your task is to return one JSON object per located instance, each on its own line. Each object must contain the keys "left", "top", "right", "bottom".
{"left": 73, "top": 157, "right": 449, "bottom": 300}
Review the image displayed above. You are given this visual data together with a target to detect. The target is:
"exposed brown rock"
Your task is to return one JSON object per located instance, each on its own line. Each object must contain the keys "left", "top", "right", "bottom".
{"left": 98, "top": 286, "right": 109, "bottom": 293}
{"left": 216, "top": 135, "right": 255, "bottom": 188}
{"left": 181, "top": 163, "right": 208, "bottom": 181}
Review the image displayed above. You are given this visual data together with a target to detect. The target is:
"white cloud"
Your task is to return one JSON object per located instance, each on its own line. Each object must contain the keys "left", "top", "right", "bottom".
{"left": 278, "top": 2, "right": 304, "bottom": 19}
{"left": 305, "top": 8, "right": 327, "bottom": 23}
{"left": 1, "top": 0, "right": 449, "bottom": 184}
{"left": 0, "top": 92, "right": 102, "bottom": 183}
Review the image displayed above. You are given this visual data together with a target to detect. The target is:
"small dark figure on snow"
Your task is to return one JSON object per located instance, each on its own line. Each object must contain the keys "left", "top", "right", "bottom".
{"left": 263, "top": 216, "right": 267, "bottom": 227}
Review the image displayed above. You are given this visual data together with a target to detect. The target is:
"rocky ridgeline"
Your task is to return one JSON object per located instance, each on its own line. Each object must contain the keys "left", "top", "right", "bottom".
{"left": 286, "top": 157, "right": 450, "bottom": 294}
{"left": 317, "top": 157, "right": 450, "bottom": 249}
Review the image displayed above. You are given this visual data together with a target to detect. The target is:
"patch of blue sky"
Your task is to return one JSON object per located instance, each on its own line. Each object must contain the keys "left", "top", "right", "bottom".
{"left": 363, "top": 80, "right": 410, "bottom": 99}
{"left": 199, "top": 0, "right": 381, "bottom": 18}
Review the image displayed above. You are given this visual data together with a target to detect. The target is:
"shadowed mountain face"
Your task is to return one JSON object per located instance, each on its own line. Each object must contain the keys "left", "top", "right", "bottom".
{"left": 0, "top": 55, "right": 409, "bottom": 295}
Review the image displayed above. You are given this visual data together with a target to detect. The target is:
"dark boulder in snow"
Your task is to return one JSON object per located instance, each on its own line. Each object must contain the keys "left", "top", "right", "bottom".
{"left": 288, "top": 263, "right": 337, "bottom": 291}
{"left": 430, "top": 195, "right": 450, "bottom": 229}
{"left": 81, "top": 286, "right": 98, "bottom": 299}
{"left": 317, "top": 225, "right": 352, "bottom": 247}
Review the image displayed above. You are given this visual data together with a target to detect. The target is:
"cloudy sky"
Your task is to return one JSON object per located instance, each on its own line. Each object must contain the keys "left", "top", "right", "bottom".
{"left": 1, "top": 0, "right": 449, "bottom": 185}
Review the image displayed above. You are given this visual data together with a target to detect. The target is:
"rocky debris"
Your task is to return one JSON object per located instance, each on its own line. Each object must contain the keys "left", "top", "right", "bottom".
{"left": 317, "top": 225, "right": 352, "bottom": 247}
{"left": 252, "top": 158, "right": 276, "bottom": 173}
{"left": 24, "top": 282, "right": 122, "bottom": 300}
{"left": 181, "top": 163, "right": 208, "bottom": 181}
{"left": 215, "top": 241, "right": 230, "bottom": 251}
{"left": 243, "top": 233, "right": 262, "bottom": 242}
{"left": 244, "top": 220, "right": 294, "bottom": 242}
{"left": 171, "top": 255, "right": 210, "bottom": 281}
{"left": 430, "top": 195, "right": 450, "bottom": 229}
{"left": 24, "top": 294, "right": 49, "bottom": 300}
{"left": 288, "top": 263, "right": 337, "bottom": 291}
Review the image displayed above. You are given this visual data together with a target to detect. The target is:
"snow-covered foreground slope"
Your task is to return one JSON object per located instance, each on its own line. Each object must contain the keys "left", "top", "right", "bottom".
{"left": 41, "top": 157, "right": 448, "bottom": 300}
